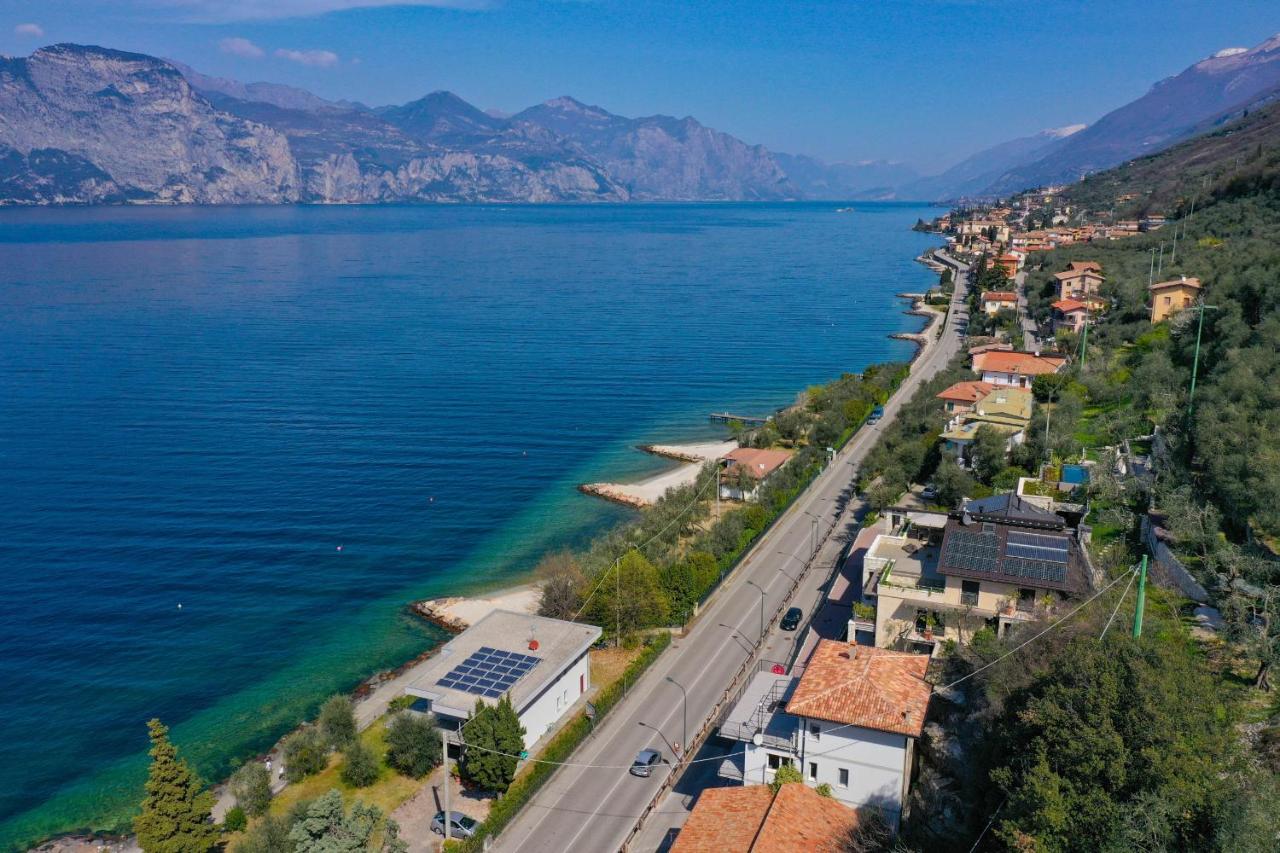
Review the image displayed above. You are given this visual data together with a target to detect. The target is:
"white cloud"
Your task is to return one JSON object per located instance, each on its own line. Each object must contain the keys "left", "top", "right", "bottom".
{"left": 14, "top": 22, "right": 44, "bottom": 37}
{"left": 274, "top": 48, "right": 340, "bottom": 67}
{"left": 218, "top": 36, "right": 265, "bottom": 58}
{"left": 150, "top": 1, "right": 486, "bottom": 23}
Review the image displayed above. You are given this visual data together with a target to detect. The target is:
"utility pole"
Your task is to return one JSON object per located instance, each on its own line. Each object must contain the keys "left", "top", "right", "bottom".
{"left": 615, "top": 556, "right": 621, "bottom": 648}
{"left": 1157, "top": 242, "right": 1164, "bottom": 277}
{"left": 1133, "top": 555, "right": 1148, "bottom": 639}
{"left": 442, "top": 728, "right": 451, "bottom": 841}
{"left": 1188, "top": 301, "right": 1218, "bottom": 426}
{"left": 1148, "top": 247, "right": 1156, "bottom": 288}
{"left": 1171, "top": 224, "right": 1178, "bottom": 266}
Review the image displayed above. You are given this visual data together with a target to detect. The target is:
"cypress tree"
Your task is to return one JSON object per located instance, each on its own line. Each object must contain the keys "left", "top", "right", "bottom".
{"left": 134, "top": 718, "right": 218, "bottom": 853}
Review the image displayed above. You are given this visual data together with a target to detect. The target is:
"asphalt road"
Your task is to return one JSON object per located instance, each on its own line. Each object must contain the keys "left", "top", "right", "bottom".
{"left": 492, "top": 254, "right": 970, "bottom": 853}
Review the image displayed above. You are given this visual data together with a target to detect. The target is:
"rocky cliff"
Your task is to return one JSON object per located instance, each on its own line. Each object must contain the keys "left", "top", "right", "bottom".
{"left": 0, "top": 44, "right": 299, "bottom": 203}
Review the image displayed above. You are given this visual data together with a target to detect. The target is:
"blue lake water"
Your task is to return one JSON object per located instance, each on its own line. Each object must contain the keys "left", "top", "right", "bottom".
{"left": 0, "top": 202, "right": 940, "bottom": 848}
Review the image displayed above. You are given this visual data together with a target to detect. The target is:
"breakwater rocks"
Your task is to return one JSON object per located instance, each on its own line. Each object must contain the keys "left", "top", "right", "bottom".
{"left": 578, "top": 482, "right": 650, "bottom": 509}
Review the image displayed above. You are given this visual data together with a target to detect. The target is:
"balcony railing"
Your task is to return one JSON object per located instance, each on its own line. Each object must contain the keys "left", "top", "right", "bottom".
{"left": 960, "top": 590, "right": 979, "bottom": 606}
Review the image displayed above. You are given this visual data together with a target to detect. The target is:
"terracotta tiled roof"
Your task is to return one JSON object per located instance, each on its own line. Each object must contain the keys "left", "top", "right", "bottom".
{"left": 1068, "top": 261, "right": 1102, "bottom": 272}
{"left": 1150, "top": 275, "right": 1202, "bottom": 292}
{"left": 1053, "top": 268, "right": 1103, "bottom": 281}
{"left": 981, "top": 291, "right": 1018, "bottom": 302}
{"left": 671, "top": 783, "right": 858, "bottom": 853}
{"left": 1052, "top": 298, "right": 1087, "bottom": 313}
{"left": 723, "top": 447, "right": 794, "bottom": 480}
{"left": 936, "top": 380, "right": 996, "bottom": 404}
{"left": 785, "top": 641, "right": 931, "bottom": 737}
{"left": 972, "top": 350, "right": 1066, "bottom": 376}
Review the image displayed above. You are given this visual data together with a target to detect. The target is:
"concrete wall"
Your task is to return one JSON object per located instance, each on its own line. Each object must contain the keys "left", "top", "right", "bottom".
{"left": 516, "top": 650, "right": 592, "bottom": 749}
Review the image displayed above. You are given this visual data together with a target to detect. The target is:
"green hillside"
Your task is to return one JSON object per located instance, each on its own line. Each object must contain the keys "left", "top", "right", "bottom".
{"left": 1061, "top": 98, "right": 1280, "bottom": 217}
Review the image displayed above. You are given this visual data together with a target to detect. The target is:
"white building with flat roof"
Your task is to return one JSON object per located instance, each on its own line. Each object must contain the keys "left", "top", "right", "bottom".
{"left": 404, "top": 610, "right": 601, "bottom": 749}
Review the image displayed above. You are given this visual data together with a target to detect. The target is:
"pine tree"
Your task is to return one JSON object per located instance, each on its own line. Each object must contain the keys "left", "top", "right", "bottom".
{"left": 134, "top": 719, "right": 218, "bottom": 853}
{"left": 460, "top": 695, "right": 526, "bottom": 793}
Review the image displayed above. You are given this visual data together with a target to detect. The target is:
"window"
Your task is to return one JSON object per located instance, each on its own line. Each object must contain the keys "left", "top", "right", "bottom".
{"left": 1163, "top": 295, "right": 1172, "bottom": 306}
{"left": 767, "top": 754, "right": 793, "bottom": 770}
{"left": 1017, "top": 588, "right": 1036, "bottom": 612}
{"left": 838, "top": 768, "right": 849, "bottom": 788}
{"left": 961, "top": 580, "right": 980, "bottom": 606}
{"left": 809, "top": 762, "right": 818, "bottom": 781}
{"left": 809, "top": 723, "right": 821, "bottom": 742}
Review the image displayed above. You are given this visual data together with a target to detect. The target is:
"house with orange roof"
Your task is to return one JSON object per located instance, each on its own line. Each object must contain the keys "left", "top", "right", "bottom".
{"left": 980, "top": 291, "right": 1018, "bottom": 315}
{"left": 670, "top": 782, "right": 858, "bottom": 852}
{"left": 971, "top": 350, "right": 1067, "bottom": 388}
{"left": 720, "top": 447, "right": 795, "bottom": 501}
{"left": 1053, "top": 264, "right": 1104, "bottom": 300}
{"left": 1149, "top": 275, "right": 1202, "bottom": 323}
{"left": 1050, "top": 298, "right": 1091, "bottom": 334}
{"left": 936, "top": 380, "right": 996, "bottom": 415}
{"left": 715, "top": 641, "right": 931, "bottom": 829}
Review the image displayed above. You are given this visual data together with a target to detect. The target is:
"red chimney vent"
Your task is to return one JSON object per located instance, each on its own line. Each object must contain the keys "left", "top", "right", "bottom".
{"left": 528, "top": 639, "right": 540, "bottom": 651}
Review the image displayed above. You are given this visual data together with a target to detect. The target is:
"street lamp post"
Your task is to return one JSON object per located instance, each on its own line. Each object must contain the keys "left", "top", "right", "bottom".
{"left": 637, "top": 721, "right": 677, "bottom": 762}
{"left": 745, "top": 580, "right": 766, "bottom": 643}
{"left": 665, "top": 676, "right": 688, "bottom": 757}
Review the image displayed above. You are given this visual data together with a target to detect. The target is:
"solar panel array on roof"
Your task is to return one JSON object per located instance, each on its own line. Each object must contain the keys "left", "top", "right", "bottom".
{"left": 942, "top": 530, "right": 1000, "bottom": 572}
{"left": 1002, "top": 557, "right": 1068, "bottom": 584}
{"left": 437, "top": 646, "right": 541, "bottom": 699}
{"left": 1005, "top": 531, "right": 1069, "bottom": 563}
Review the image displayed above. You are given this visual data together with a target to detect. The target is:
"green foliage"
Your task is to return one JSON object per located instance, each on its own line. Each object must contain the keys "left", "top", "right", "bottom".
{"left": 970, "top": 425, "right": 1009, "bottom": 485}
{"left": 222, "top": 805, "right": 247, "bottom": 833}
{"left": 933, "top": 455, "right": 975, "bottom": 508}
{"left": 460, "top": 695, "right": 525, "bottom": 793}
{"left": 1031, "top": 372, "right": 1071, "bottom": 403}
{"left": 986, "top": 637, "right": 1233, "bottom": 852}
{"left": 232, "top": 813, "right": 292, "bottom": 853}
{"left": 815, "top": 782, "right": 834, "bottom": 798}
{"left": 287, "top": 789, "right": 405, "bottom": 853}
{"left": 586, "top": 549, "right": 669, "bottom": 642}
{"left": 282, "top": 727, "right": 329, "bottom": 783}
{"left": 134, "top": 719, "right": 218, "bottom": 853}
{"left": 318, "top": 695, "right": 357, "bottom": 751}
{"left": 387, "top": 695, "right": 416, "bottom": 713}
{"left": 229, "top": 761, "right": 272, "bottom": 817}
{"left": 769, "top": 763, "right": 803, "bottom": 792}
{"left": 339, "top": 740, "right": 380, "bottom": 788}
{"left": 384, "top": 711, "right": 442, "bottom": 778}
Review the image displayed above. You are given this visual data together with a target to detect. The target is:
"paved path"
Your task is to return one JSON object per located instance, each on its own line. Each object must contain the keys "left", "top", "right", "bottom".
{"left": 1015, "top": 270, "right": 1039, "bottom": 348}
{"left": 492, "top": 254, "right": 970, "bottom": 853}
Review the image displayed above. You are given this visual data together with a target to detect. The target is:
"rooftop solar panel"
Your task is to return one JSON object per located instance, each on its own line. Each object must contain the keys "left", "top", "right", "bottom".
{"left": 436, "top": 648, "right": 541, "bottom": 698}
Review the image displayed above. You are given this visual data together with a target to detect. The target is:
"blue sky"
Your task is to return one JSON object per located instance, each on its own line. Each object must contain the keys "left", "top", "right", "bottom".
{"left": 3, "top": 0, "right": 1278, "bottom": 172}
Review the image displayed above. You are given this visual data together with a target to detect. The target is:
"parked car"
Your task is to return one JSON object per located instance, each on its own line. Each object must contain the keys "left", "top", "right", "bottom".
{"left": 630, "top": 748, "right": 663, "bottom": 777}
{"left": 430, "top": 811, "right": 479, "bottom": 838}
{"left": 780, "top": 606, "right": 803, "bottom": 631}
{"left": 868, "top": 405, "right": 885, "bottom": 424}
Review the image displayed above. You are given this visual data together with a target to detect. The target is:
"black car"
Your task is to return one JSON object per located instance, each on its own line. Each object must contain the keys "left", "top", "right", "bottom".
{"left": 780, "top": 606, "right": 803, "bottom": 631}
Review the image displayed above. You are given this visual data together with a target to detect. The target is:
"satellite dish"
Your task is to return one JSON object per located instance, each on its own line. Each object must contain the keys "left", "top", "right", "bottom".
{"left": 752, "top": 732, "right": 764, "bottom": 747}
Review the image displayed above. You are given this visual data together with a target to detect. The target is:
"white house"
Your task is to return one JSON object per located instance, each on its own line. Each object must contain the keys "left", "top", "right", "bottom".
{"left": 971, "top": 350, "right": 1066, "bottom": 389}
{"left": 719, "top": 447, "right": 794, "bottom": 502}
{"left": 717, "top": 641, "right": 932, "bottom": 829}
{"left": 404, "top": 610, "right": 600, "bottom": 749}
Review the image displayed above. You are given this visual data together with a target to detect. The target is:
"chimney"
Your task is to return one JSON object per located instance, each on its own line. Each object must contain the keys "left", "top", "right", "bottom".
{"left": 528, "top": 638, "right": 540, "bottom": 652}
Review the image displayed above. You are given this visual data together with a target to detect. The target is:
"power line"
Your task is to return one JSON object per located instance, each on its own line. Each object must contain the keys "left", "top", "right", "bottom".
{"left": 934, "top": 569, "right": 1136, "bottom": 694}
{"left": 1099, "top": 567, "right": 1139, "bottom": 639}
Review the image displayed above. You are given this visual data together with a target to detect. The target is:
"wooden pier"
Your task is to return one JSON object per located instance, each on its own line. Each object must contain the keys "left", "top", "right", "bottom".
{"left": 709, "top": 412, "right": 771, "bottom": 426}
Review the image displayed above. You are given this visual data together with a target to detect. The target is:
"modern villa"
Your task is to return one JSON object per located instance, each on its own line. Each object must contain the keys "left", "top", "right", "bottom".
{"left": 403, "top": 610, "right": 601, "bottom": 749}
{"left": 864, "top": 493, "right": 1093, "bottom": 650}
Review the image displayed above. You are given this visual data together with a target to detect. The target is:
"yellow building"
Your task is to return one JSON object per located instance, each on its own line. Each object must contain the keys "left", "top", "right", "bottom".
{"left": 1149, "top": 276, "right": 1202, "bottom": 323}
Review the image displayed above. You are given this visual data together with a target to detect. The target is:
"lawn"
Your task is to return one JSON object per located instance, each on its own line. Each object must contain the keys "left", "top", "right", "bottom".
{"left": 268, "top": 718, "right": 425, "bottom": 818}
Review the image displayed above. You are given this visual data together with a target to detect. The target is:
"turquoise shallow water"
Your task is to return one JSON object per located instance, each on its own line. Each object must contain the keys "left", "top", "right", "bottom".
{"left": 0, "top": 202, "right": 941, "bottom": 848}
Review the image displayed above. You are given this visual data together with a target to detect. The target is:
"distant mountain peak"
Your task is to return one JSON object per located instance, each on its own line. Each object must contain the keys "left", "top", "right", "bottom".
{"left": 1045, "top": 123, "right": 1086, "bottom": 138}
{"left": 1212, "top": 47, "right": 1249, "bottom": 59}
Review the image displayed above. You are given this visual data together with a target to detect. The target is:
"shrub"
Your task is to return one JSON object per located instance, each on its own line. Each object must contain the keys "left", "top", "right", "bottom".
{"left": 339, "top": 741, "right": 379, "bottom": 788}
{"left": 229, "top": 761, "right": 272, "bottom": 817}
{"left": 282, "top": 727, "right": 328, "bottom": 782}
{"left": 318, "top": 695, "right": 357, "bottom": 750}
{"left": 815, "top": 782, "right": 834, "bottom": 798}
{"left": 222, "top": 805, "right": 247, "bottom": 833}
{"left": 387, "top": 695, "right": 416, "bottom": 713}
{"left": 385, "top": 712, "right": 442, "bottom": 778}
{"left": 460, "top": 695, "right": 525, "bottom": 793}
{"left": 769, "top": 764, "right": 803, "bottom": 792}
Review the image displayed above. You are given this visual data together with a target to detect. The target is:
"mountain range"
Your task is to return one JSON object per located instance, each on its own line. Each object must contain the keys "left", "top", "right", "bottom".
{"left": 1, "top": 34, "right": 1279, "bottom": 205}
